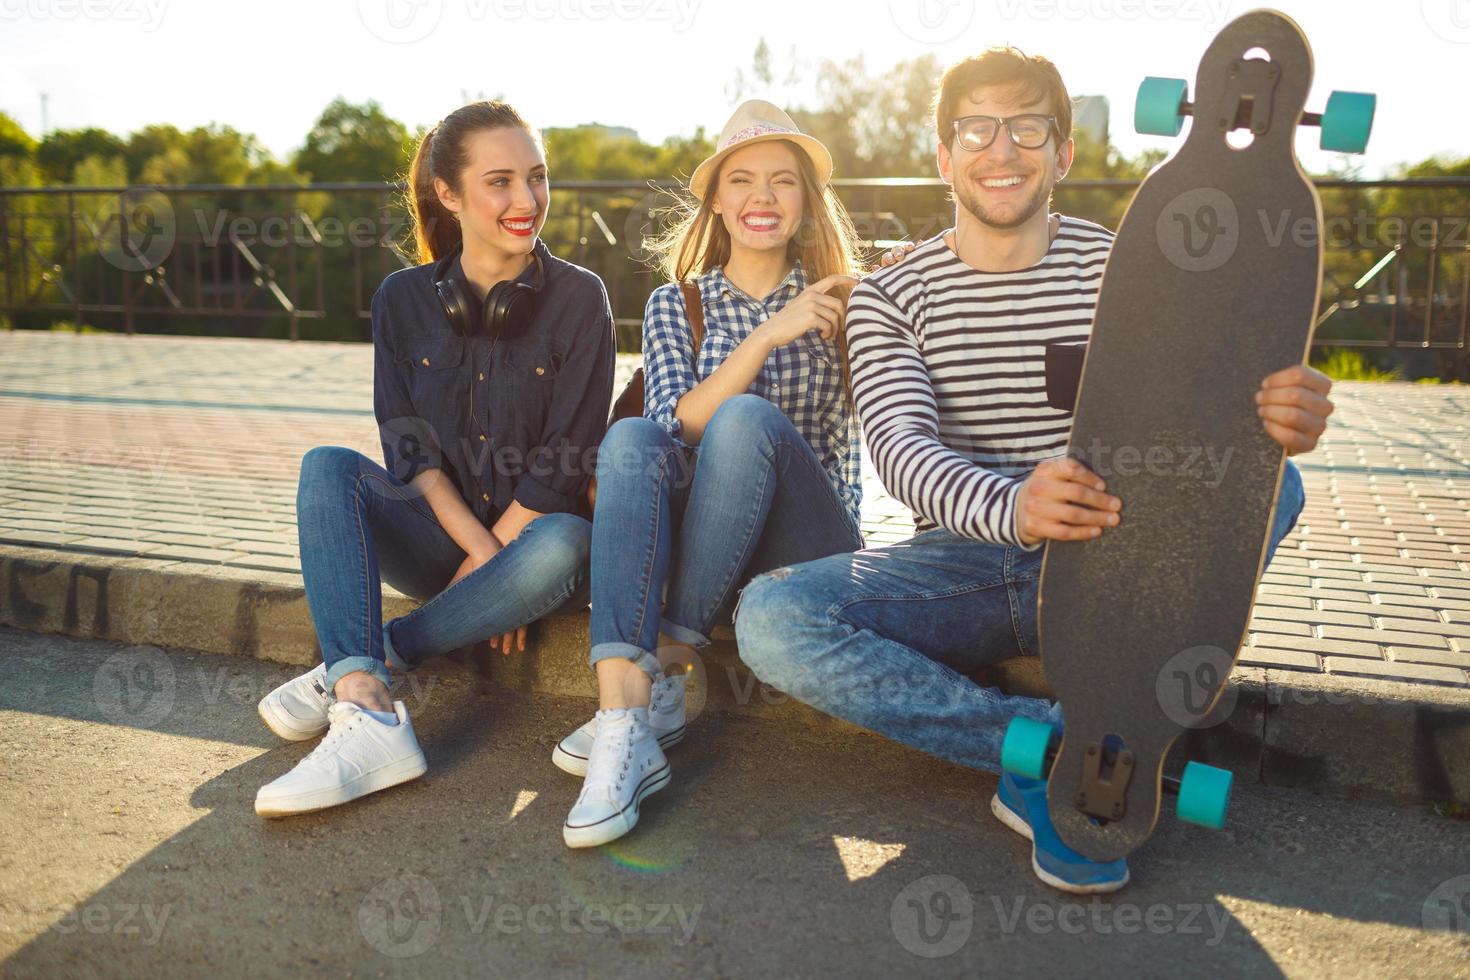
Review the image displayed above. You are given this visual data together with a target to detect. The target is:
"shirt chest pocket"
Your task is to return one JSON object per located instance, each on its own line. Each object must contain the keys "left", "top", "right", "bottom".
{"left": 402, "top": 334, "right": 466, "bottom": 409}
{"left": 499, "top": 341, "right": 564, "bottom": 438}
{"left": 694, "top": 331, "right": 738, "bottom": 384}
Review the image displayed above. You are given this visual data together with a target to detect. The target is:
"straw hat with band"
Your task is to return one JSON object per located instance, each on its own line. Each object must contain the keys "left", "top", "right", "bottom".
{"left": 689, "top": 99, "right": 834, "bottom": 199}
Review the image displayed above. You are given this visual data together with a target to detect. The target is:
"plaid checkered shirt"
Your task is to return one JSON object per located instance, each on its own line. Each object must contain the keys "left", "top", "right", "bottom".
{"left": 641, "top": 261, "right": 863, "bottom": 526}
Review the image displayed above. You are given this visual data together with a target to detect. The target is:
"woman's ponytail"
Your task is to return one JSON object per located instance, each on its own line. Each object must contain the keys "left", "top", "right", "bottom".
{"left": 408, "top": 126, "right": 460, "bottom": 264}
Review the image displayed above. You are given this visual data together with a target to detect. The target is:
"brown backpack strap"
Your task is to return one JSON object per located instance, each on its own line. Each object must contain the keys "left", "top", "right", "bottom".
{"left": 679, "top": 281, "right": 705, "bottom": 349}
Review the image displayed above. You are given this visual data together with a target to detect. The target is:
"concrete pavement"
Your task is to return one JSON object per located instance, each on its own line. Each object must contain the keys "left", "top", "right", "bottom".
{"left": 1, "top": 628, "right": 1468, "bottom": 978}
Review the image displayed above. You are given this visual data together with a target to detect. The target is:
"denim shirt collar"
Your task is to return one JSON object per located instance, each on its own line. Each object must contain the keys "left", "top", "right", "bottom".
{"left": 698, "top": 259, "right": 805, "bottom": 310}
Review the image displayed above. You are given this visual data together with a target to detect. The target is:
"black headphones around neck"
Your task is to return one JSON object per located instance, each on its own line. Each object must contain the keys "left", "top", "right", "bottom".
{"left": 432, "top": 240, "right": 545, "bottom": 342}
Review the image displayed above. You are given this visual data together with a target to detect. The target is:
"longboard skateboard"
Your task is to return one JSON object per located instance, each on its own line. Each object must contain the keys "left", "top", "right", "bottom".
{"left": 1001, "top": 8, "right": 1374, "bottom": 863}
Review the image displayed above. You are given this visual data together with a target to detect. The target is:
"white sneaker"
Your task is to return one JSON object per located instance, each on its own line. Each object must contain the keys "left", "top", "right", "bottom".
{"left": 552, "top": 672, "right": 687, "bottom": 776}
{"left": 563, "top": 708, "right": 670, "bottom": 848}
{"left": 258, "top": 663, "right": 331, "bottom": 741}
{"left": 255, "top": 701, "right": 427, "bottom": 817}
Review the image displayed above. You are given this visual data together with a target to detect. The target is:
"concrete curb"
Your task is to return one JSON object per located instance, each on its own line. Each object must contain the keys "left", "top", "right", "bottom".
{"left": 2, "top": 543, "right": 1466, "bottom": 807}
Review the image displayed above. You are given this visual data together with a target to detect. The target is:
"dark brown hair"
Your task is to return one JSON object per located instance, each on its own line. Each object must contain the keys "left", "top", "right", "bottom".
{"left": 934, "top": 46, "right": 1073, "bottom": 148}
{"left": 406, "top": 100, "right": 539, "bottom": 264}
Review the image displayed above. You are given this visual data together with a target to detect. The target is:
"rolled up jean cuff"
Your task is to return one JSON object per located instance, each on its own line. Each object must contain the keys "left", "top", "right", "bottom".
{"left": 657, "top": 616, "right": 710, "bottom": 650}
{"left": 324, "top": 654, "right": 390, "bottom": 693}
{"left": 382, "top": 620, "right": 413, "bottom": 673}
{"left": 589, "top": 641, "right": 661, "bottom": 680}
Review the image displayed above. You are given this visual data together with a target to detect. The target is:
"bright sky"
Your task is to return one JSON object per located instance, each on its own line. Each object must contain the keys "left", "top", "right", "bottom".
{"left": 0, "top": 0, "right": 1464, "bottom": 179}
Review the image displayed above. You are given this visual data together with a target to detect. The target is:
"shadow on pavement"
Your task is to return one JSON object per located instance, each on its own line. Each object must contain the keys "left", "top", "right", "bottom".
{"left": 2, "top": 630, "right": 1466, "bottom": 976}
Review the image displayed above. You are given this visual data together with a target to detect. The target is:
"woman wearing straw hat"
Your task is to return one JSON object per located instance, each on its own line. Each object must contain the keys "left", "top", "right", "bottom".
{"left": 557, "top": 100, "right": 868, "bottom": 847}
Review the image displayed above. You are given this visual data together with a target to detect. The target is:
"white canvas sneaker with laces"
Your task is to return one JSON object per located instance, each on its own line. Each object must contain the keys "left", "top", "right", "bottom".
{"left": 255, "top": 700, "right": 427, "bottom": 817}
{"left": 562, "top": 707, "right": 670, "bottom": 848}
{"left": 257, "top": 663, "right": 332, "bottom": 742}
{"left": 552, "top": 672, "right": 687, "bottom": 776}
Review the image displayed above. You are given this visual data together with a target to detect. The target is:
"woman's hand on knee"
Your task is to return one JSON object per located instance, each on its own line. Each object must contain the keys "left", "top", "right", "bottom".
{"left": 448, "top": 533, "right": 503, "bottom": 589}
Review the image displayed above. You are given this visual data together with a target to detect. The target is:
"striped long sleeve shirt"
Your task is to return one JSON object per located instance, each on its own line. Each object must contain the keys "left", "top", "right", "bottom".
{"left": 846, "top": 215, "right": 1114, "bottom": 548}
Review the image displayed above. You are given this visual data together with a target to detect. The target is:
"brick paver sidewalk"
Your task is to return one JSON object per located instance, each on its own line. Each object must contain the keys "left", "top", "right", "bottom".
{"left": 1, "top": 330, "right": 1466, "bottom": 686}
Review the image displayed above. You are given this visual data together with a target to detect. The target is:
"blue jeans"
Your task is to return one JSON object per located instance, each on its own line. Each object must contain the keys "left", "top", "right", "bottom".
{"left": 589, "top": 394, "right": 864, "bottom": 678}
{"left": 734, "top": 459, "right": 1307, "bottom": 773}
{"left": 296, "top": 446, "right": 593, "bottom": 692}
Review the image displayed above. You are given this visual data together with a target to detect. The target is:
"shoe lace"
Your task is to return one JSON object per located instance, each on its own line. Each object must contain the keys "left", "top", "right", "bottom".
{"left": 649, "top": 673, "right": 685, "bottom": 714}
{"left": 579, "top": 717, "right": 637, "bottom": 803}
{"left": 303, "top": 702, "right": 362, "bottom": 764}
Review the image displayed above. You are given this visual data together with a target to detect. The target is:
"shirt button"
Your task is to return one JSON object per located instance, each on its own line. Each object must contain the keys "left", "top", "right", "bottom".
{"left": 479, "top": 434, "right": 486, "bottom": 442}
{"left": 421, "top": 357, "right": 430, "bottom": 366}
{"left": 478, "top": 372, "right": 484, "bottom": 381}
{"left": 535, "top": 366, "right": 545, "bottom": 376}
{"left": 481, "top": 493, "right": 490, "bottom": 501}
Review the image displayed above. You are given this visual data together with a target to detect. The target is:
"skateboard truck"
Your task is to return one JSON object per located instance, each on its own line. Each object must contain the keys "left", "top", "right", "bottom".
{"left": 1216, "top": 57, "right": 1281, "bottom": 136}
{"left": 1075, "top": 740, "right": 1136, "bottom": 822}
{"left": 1001, "top": 718, "right": 1225, "bottom": 827}
{"left": 1135, "top": 74, "right": 1375, "bottom": 153}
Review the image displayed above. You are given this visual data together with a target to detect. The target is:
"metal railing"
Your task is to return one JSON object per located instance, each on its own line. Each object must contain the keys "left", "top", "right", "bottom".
{"left": 2, "top": 177, "right": 1467, "bottom": 376}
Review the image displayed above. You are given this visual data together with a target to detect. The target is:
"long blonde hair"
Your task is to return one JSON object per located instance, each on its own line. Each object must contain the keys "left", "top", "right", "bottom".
{"left": 646, "top": 139, "right": 866, "bottom": 405}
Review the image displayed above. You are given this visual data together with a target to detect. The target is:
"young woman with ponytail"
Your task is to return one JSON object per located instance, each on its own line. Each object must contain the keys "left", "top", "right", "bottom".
{"left": 556, "top": 100, "right": 869, "bottom": 848}
{"left": 253, "top": 101, "right": 617, "bottom": 818}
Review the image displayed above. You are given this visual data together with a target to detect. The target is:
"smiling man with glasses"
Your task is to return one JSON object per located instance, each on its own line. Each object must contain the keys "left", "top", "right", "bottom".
{"left": 733, "top": 46, "right": 1333, "bottom": 895}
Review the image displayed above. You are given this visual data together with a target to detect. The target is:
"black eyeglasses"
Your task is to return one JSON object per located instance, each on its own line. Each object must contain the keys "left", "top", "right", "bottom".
{"left": 952, "top": 114, "right": 1058, "bottom": 151}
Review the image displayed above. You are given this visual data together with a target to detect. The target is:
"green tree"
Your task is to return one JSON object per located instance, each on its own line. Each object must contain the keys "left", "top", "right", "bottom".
{"left": 123, "top": 124, "right": 184, "bottom": 182}
{"left": 36, "top": 127, "right": 126, "bottom": 184}
{"left": 181, "top": 124, "right": 265, "bottom": 184}
{"left": 544, "top": 125, "right": 655, "bottom": 180}
{"left": 72, "top": 153, "right": 128, "bottom": 188}
{"left": 797, "top": 54, "right": 943, "bottom": 179}
{"left": 652, "top": 129, "right": 714, "bottom": 184}
{"left": 295, "top": 98, "right": 413, "bottom": 183}
{"left": 116, "top": 123, "right": 264, "bottom": 185}
{"left": 726, "top": 37, "right": 777, "bottom": 102}
{"left": 1378, "top": 154, "right": 1470, "bottom": 228}
{"left": 137, "top": 145, "right": 190, "bottom": 185}
{"left": 0, "top": 112, "right": 36, "bottom": 162}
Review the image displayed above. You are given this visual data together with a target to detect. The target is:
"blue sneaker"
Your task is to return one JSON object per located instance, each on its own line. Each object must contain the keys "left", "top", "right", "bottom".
{"left": 990, "top": 771, "right": 1130, "bottom": 894}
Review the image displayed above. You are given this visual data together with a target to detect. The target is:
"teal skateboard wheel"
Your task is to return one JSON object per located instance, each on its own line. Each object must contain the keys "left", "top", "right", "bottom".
{"left": 1135, "top": 77, "right": 1188, "bottom": 136}
{"left": 1176, "top": 760, "right": 1232, "bottom": 829}
{"left": 1001, "top": 716, "right": 1055, "bottom": 780}
{"left": 1319, "top": 91, "right": 1375, "bottom": 153}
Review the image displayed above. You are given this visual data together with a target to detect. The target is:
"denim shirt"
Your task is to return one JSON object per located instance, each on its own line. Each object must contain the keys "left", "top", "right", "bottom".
{"left": 371, "top": 238, "right": 616, "bottom": 527}
{"left": 640, "top": 261, "right": 863, "bottom": 525}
